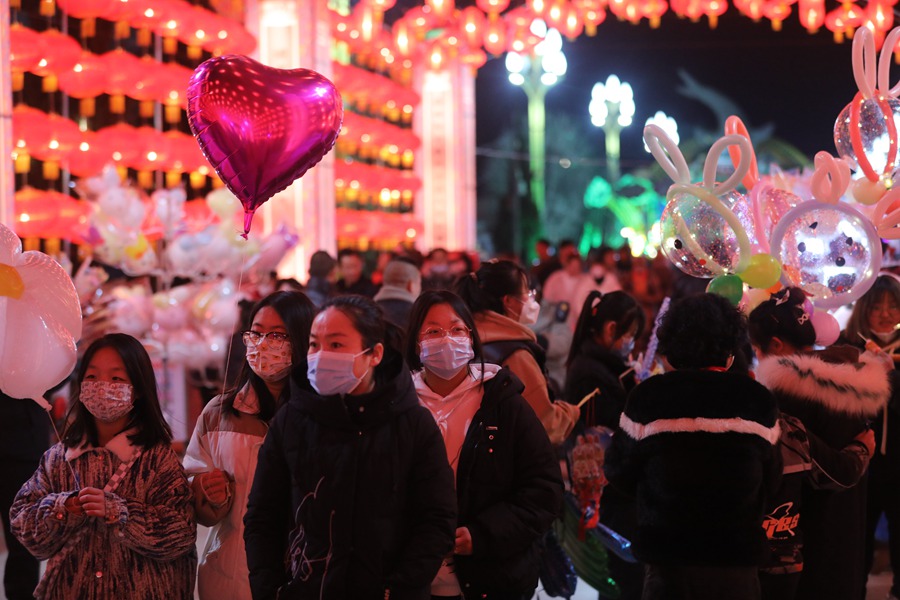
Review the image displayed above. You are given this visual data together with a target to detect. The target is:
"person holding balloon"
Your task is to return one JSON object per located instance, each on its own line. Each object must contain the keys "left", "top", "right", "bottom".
{"left": 750, "top": 288, "right": 891, "bottom": 600}
{"left": 10, "top": 333, "right": 197, "bottom": 600}
{"left": 837, "top": 275, "right": 900, "bottom": 600}
{"left": 243, "top": 295, "right": 456, "bottom": 599}
{"left": 183, "top": 290, "right": 316, "bottom": 600}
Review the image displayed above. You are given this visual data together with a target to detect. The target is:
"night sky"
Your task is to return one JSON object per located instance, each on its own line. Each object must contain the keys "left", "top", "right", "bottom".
{"left": 474, "top": 11, "right": 869, "bottom": 170}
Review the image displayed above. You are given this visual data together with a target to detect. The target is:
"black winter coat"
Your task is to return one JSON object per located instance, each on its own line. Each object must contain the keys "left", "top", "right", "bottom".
{"left": 756, "top": 349, "right": 890, "bottom": 600}
{"left": 604, "top": 369, "right": 781, "bottom": 567}
{"left": 243, "top": 349, "right": 457, "bottom": 600}
{"left": 452, "top": 368, "right": 564, "bottom": 597}
{"left": 564, "top": 339, "right": 635, "bottom": 430}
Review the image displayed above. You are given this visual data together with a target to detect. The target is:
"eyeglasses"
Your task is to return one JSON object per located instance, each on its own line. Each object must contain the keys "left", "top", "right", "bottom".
{"left": 420, "top": 326, "right": 471, "bottom": 340}
{"left": 242, "top": 330, "right": 291, "bottom": 349}
{"left": 871, "top": 303, "right": 900, "bottom": 316}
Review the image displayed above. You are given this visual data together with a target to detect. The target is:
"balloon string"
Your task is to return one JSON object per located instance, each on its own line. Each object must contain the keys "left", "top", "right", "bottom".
{"left": 42, "top": 405, "right": 81, "bottom": 489}
{"left": 219, "top": 253, "right": 248, "bottom": 399}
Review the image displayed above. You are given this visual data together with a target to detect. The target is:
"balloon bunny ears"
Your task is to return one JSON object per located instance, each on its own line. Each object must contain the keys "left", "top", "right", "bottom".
{"left": 643, "top": 124, "right": 756, "bottom": 276}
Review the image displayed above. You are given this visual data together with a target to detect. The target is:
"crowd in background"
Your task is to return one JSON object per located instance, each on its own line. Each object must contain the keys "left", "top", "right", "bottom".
{"left": 0, "top": 237, "right": 899, "bottom": 600}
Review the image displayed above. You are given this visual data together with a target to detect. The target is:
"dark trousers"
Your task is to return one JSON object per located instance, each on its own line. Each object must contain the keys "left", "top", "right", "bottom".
{"left": 864, "top": 468, "right": 900, "bottom": 596}
{"left": 0, "top": 458, "right": 41, "bottom": 600}
{"left": 642, "top": 564, "right": 761, "bottom": 600}
{"left": 759, "top": 571, "right": 801, "bottom": 600}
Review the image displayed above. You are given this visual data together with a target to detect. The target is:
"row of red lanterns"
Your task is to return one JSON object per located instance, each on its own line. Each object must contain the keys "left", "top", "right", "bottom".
{"left": 32, "top": 0, "right": 257, "bottom": 56}
{"left": 11, "top": 24, "right": 195, "bottom": 118}
{"left": 12, "top": 105, "right": 211, "bottom": 182}
{"left": 345, "top": 0, "right": 900, "bottom": 69}
{"left": 335, "top": 159, "right": 423, "bottom": 196}
{"left": 340, "top": 111, "right": 422, "bottom": 155}
{"left": 331, "top": 61, "right": 420, "bottom": 112}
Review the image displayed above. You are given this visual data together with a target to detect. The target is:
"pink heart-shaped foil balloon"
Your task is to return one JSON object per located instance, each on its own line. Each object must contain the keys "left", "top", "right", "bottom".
{"left": 187, "top": 55, "right": 343, "bottom": 236}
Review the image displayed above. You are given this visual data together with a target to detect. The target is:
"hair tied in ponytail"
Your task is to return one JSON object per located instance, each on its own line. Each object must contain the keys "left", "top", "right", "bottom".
{"left": 774, "top": 291, "right": 790, "bottom": 306}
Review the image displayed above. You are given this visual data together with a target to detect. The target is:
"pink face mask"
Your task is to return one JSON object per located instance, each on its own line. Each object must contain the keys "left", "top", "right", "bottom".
{"left": 247, "top": 345, "right": 293, "bottom": 383}
{"left": 80, "top": 380, "right": 134, "bottom": 423}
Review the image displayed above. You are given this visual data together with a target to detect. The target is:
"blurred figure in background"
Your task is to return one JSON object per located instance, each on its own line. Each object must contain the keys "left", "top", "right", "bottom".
{"left": 530, "top": 238, "right": 562, "bottom": 295}
{"left": 423, "top": 248, "right": 456, "bottom": 291}
{"left": 305, "top": 250, "right": 337, "bottom": 309}
{"left": 0, "top": 391, "right": 49, "bottom": 600}
{"left": 374, "top": 259, "right": 422, "bottom": 332}
{"left": 336, "top": 249, "right": 378, "bottom": 298}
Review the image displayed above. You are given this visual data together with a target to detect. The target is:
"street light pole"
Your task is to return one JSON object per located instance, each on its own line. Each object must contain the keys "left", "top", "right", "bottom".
{"left": 507, "top": 22, "right": 566, "bottom": 236}
{"left": 590, "top": 75, "right": 635, "bottom": 184}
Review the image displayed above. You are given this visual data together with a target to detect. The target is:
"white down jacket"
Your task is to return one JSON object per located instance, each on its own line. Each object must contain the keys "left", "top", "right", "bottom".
{"left": 183, "top": 386, "right": 268, "bottom": 600}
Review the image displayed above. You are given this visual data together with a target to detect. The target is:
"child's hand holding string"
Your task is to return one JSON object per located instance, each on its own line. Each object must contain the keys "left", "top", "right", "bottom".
{"left": 77, "top": 487, "right": 107, "bottom": 518}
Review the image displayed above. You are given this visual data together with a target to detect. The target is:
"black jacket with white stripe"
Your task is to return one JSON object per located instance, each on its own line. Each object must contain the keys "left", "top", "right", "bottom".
{"left": 604, "top": 368, "right": 781, "bottom": 567}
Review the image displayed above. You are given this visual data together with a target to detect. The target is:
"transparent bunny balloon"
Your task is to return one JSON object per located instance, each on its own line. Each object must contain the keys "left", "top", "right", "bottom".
{"left": 645, "top": 125, "right": 755, "bottom": 279}
{"left": 770, "top": 153, "right": 882, "bottom": 310}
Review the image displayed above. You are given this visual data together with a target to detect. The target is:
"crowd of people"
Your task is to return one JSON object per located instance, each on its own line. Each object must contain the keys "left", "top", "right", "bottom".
{"left": 0, "top": 238, "right": 898, "bottom": 600}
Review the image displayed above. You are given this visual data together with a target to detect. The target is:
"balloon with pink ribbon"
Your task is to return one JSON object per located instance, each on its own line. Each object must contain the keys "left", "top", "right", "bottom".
{"left": 834, "top": 26, "right": 900, "bottom": 205}
{"left": 187, "top": 55, "right": 343, "bottom": 238}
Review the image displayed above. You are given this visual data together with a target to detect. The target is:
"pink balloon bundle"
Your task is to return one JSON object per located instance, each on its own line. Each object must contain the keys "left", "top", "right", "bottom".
{"left": 187, "top": 55, "right": 343, "bottom": 237}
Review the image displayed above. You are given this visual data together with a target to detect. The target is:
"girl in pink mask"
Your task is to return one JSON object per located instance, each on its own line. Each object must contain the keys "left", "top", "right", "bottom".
{"left": 455, "top": 259, "right": 580, "bottom": 445}
{"left": 184, "top": 291, "right": 316, "bottom": 600}
{"left": 406, "top": 290, "right": 563, "bottom": 599}
{"left": 10, "top": 333, "right": 196, "bottom": 600}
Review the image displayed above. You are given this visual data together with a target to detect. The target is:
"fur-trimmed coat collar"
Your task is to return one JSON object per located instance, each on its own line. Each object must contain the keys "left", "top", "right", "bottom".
{"left": 755, "top": 351, "right": 890, "bottom": 419}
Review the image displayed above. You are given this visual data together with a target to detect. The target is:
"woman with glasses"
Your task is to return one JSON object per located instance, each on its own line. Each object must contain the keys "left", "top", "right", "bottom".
{"left": 244, "top": 294, "right": 457, "bottom": 599}
{"left": 455, "top": 260, "right": 580, "bottom": 445}
{"left": 183, "top": 290, "right": 316, "bottom": 600}
{"left": 839, "top": 274, "right": 900, "bottom": 600}
{"left": 404, "top": 290, "right": 562, "bottom": 600}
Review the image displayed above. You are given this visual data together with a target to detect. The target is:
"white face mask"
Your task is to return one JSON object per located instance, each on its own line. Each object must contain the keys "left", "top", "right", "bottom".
{"left": 518, "top": 297, "right": 541, "bottom": 325}
{"left": 307, "top": 349, "right": 369, "bottom": 396}
{"left": 616, "top": 337, "right": 635, "bottom": 360}
{"left": 420, "top": 336, "right": 475, "bottom": 380}
{"left": 80, "top": 380, "right": 134, "bottom": 423}
{"left": 247, "top": 346, "right": 292, "bottom": 383}
{"left": 871, "top": 329, "right": 897, "bottom": 343}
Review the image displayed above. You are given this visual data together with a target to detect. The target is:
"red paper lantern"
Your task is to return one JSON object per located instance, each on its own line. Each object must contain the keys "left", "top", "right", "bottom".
{"left": 483, "top": 17, "right": 508, "bottom": 55}
{"left": 476, "top": 0, "right": 511, "bottom": 15}
{"left": 162, "top": 130, "right": 208, "bottom": 173}
{"left": 56, "top": 0, "right": 118, "bottom": 35}
{"left": 128, "top": 126, "right": 172, "bottom": 172}
{"left": 63, "top": 130, "right": 113, "bottom": 177}
{"left": 798, "top": 0, "right": 825, "bottom": 31}
{"left": 101, "top": 49, "right": 143, "bottom": 113}
{"left": 31, "top": 29, "right": 81, "bottom": 92}
{"left": 29, "top": 112, "right": 82, "bottom": 179}
{"left": 126, "top": 56, "right": 168, "bottom": 118}
{"left": 95, "top": 123, "right": 143, "bottom": 167}
{"left": 426, "top": 0, "right": 455, "bottom": 21}
{"left": 13, "top": 104, "right": 51, "bottom": 153}
{"left": 10, "top": 24, "right": 43, "bottom": 91}
{"left": 460, "top": 6, "right": 486, "bottom": 47}
{"left": 57, "top": 51, "right": 109, "bottom": 116}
